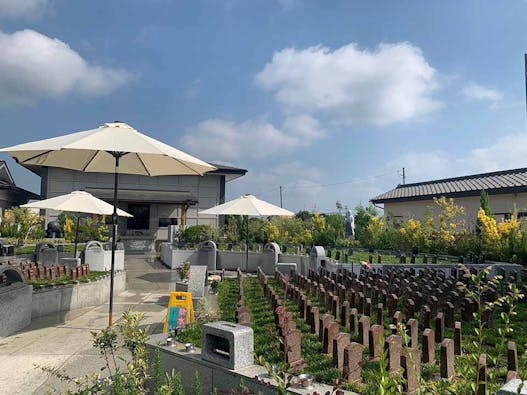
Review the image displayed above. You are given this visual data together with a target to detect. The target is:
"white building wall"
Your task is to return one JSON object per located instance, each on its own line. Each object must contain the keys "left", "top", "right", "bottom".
{"left": 383, "top": 192, "right": 527, "bottom": 228}
{"left": 42, "top": 168, "right": 225, "bottom": 237}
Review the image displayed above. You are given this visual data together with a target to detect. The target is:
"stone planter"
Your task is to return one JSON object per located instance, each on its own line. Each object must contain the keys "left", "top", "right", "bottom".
{"left": 175, "top": 281, "right": 189, "bottom": 292}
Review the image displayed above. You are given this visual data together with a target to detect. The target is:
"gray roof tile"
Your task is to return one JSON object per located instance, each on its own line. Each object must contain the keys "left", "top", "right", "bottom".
{"left": 371, "top": 167, "right": 527, "bottom": 203}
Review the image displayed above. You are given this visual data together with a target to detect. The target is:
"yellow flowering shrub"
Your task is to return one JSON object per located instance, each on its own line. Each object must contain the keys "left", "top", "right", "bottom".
{"left": 434, "top": 197, "right": 464, "bottom": 252}
{"left": 497, "top": 216, "right": 521, "bottom": 239}
{"left": 62, "top": 217, "right": 76, "bottom": 242}
{"left": 477, "top": 208, "right": 499, "bottom": 253}
{"left": 362, "top": 216, "right": 386, "bottom": 248}
{"left": 263, "top": 222, "right": 279, "bottom": 242}
{"left": 0, "top": 207, "right": 44, "bottom": 241}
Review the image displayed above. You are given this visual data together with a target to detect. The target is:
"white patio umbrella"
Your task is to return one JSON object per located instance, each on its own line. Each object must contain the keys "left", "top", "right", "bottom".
{"left": 1, "top": 122, "right": 216, "bottom": 326}
{"left": 21, "top": 190, "right": 132, "bottom": 258}
{"left": 199, "top": 194, "right": 294, "bottom": 272}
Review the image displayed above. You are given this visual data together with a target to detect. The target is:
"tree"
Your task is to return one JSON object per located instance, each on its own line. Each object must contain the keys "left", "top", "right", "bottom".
{"left": 354, "top": 204, "right": 378, "bottom": 241}
{"left": 324, "top": 213, "right": 345, "bottom": 241}
{"left": 433, "top": 197, "right": 465, "bottom": 253}
{"left": 0, "top": 207, "right": 44, "bottom": 241}
{"left": 480, "top": 190, "right": 492, "bottom": 217}
{"left": 295, "top": 210, "right": 312, "bottom": 222}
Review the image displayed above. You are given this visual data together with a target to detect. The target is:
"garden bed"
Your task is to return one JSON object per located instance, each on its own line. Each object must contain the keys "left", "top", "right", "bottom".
{"left": 28, "top": 270, "right": 107, "bottom": 288}
{"left": 203, "top": 272, "right": 527, "bottom": 394}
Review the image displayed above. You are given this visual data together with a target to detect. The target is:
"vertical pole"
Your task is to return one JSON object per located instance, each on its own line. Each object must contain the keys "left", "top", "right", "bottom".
{"left": 73, "top": 215, "right": 80, "bottom": 259}
{"left": 109, "top": 153, "right": 120, "bottom": 327}
{"left": 525, "top": 54, "right": 527, "bottom": 117}
{"left": 402, "top": 167, "right": 406, "bottom": 185}
{"left": 73, "top": 214, "right": 80, "bottom": 258}
{"left": 280, "top": 186, "right": 283, "bottom": 208}
{"left": 245, "top": 215, "right": 249, "bottom": 273}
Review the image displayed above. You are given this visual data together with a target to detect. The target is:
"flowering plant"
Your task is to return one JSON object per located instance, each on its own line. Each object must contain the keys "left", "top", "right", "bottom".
{"left": 176, "top": 262, "right": 191, "bottom": 281}
{"left": 208, "top": 274, "right": 221, "bottom": 293}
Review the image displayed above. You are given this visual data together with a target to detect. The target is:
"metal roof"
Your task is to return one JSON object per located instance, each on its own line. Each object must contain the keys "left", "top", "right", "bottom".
{"left": 371, "top": 167, "right": 527, "bottom": 203}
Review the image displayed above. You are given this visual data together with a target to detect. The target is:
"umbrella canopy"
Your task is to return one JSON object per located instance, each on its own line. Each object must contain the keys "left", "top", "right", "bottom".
{"left": 0, "top": 122, "right": 216, "bottom": 176}
{"left": 22, "top": 191, "right": 133, "bottom": 259}
{"left": 21, "top": 190, "right": 132, "bottom": 217}
{"left": 200, "top": 195, "right": 293, "bottom": 272}
{"left": 1, "top": 122, "right": 216, "bottom": 327}
{"left": 199, "top": 194, "right": 294, "bottom": 217}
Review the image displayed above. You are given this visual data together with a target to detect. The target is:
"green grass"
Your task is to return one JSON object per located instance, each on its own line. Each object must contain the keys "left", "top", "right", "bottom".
{"left": 14, "top": 243, "right": 86, "bottom": 255}
{"left": 176, "top": 323, "right": 202, "bottom": 345}
{"left": 243, "top": 277, "right": 283, "bottom": 367}
{"left": 265, "top": 277, "right": 342, "bottom": 385}
{"left": 217, "top": 277, "right": 239, "bottom": 322}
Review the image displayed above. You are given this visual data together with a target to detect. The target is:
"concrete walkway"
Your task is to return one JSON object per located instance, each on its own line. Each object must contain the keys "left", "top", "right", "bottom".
{"left": 0, "top": 255, "right": 178, "bottom": 394}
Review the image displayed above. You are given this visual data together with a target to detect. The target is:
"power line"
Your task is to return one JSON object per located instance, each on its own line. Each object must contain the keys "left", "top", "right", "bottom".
{"left": 280, "top": 170, "right": 397, "bottom": 191}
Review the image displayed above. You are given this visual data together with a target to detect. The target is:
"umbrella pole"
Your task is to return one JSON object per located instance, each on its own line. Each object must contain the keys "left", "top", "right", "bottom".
{"left": 109, "top": 153, "right": 122, "bottom": 327}
{"left": 245, "top": 215, "right": 249, "bottom": 273}
{"left": 73, "top": 215, "right": 80, "bottom": 259}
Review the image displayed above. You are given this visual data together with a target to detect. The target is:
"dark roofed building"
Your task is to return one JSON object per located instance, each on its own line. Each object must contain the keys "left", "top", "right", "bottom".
{"left": 22, "top": 161, "right": 246, "bottom": 243}
{"left": 0, "top": 160, "right": 40, "bottom": 214}
{"left": 371, "top": 167, "right": 527, "bottom": 225}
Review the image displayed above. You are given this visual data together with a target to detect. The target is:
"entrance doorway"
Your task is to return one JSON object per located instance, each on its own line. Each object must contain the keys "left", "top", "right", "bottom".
{"left": 127, "top": 204, "right": 150, "bottom": 230}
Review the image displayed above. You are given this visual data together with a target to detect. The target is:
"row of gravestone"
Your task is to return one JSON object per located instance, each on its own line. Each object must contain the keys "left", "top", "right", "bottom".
{"left": 0, "top": 260, "right": 90, "bottom": 283}
{"left": 325, "top": 248, "right": 491, "bottom": 264}
{"left": 286, "top": 266, "right": 522, "bottom": 392}
{"left": 312, "top": 265, "right": 514, "bottom": 330}
{"left": 256, "top": 267, "right": 306, "bottom": 372}
{"left": 285, "top": 268, "right": 463, "bottom": 392}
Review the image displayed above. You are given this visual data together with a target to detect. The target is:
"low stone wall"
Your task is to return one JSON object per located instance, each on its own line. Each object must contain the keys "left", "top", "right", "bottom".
{"left": 216, "top": 250, "right": 264, "bottom": 272}
{"left": 31, "top": 271, "right": 127, "bottom": 319}
{"left": 160, "top": 243, "right": 271, "bottom": 272}
{"left": 160, "top": 243, "right": 198, "bottom": 269}
{"left": 146, "top": 334, "right": 348, "bottom": 394}
{"left": 0, "top": 283, "right": 32, "bottom": 337}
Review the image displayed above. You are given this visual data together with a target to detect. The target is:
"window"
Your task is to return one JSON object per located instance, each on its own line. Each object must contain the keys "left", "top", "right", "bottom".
{"left": 159, "top": 218, "right": 178, "bottom": 227}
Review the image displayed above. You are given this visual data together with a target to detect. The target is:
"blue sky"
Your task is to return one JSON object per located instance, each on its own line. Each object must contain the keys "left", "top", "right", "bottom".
{"left": 1, "top": 0, "right": 527, "bottom": 213}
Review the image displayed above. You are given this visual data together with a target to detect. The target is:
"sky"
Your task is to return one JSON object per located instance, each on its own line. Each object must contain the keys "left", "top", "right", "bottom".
{"left": 1, "top": 0, "right": 527, "bottom": 214}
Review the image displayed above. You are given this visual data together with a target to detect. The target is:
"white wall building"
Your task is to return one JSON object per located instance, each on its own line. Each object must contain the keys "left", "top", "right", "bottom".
{"left": 371, "top": 168, "right": 527, "bottom": 227}
{"left": 24, "top": 163, "right": 246, "bottom": 242}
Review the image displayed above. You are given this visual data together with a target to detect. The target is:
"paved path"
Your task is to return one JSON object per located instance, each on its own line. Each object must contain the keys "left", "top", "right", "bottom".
{"left": 0, "top": 255, "right": 179, "bottom": 394}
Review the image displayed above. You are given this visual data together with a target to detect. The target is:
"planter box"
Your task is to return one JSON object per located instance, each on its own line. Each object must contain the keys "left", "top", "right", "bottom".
{"left": 84, "top": 241, "right": 125, "bottom": 271}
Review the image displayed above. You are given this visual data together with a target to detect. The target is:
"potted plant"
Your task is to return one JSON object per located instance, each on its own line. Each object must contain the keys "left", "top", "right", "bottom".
{"left": 208, "top": 274, "right": 221, "bottom": 294}
{"left": 176, "top": 261, "right": 191, "bottom": 282}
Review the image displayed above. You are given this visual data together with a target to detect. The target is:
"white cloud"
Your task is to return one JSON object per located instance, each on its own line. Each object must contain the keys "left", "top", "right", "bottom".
{"left": 385, "top": 132, "right": 527, "bottom": 185}
{"left": 385, "top": 151, "right": 452, "bottom": 183}
{"left": 226, "top": 160, "right": 324, "bottom": 210}
{"left": 462, "top": 82, "right": 503, "bottom": 106}
{"left": 255, "top": 42, "right": 441, "bottom": 126}
{"left": 0, "top": 0, "right": 48, "bottom": 19}
{"left": 464, "top": 133, "right": 527, "bottom": 172}
{"left": 0, "top": 29, "right": 133, "bottom": 106}
{"left": 180, "top": 114, "right": 324, "bottom": 163}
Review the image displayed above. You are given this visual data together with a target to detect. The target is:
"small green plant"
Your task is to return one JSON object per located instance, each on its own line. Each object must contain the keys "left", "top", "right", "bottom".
{"left": 157, "top": 370, "right": 184, "bottom": 395}
{"left": 194, "top": 371, "right": 202, "bottom": 395}
{"left": 38, "top": 311, "right": 153, "bottom": 394}
{"left": 257, "top": 355, "right": 293, "bottom": 395}
{"left": 176, "top": 261, "right": 191, "bottom": 281}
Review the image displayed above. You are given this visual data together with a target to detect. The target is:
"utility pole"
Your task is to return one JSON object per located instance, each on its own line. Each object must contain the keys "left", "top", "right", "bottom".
{"left": 279, "top": 185, "right": 283, "bottom": 208}
{"left": 524, "top": 54, "right": 527, "bottom": 117}
{"left": 402, "top": 167, "right": 406, "bottom": 185}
